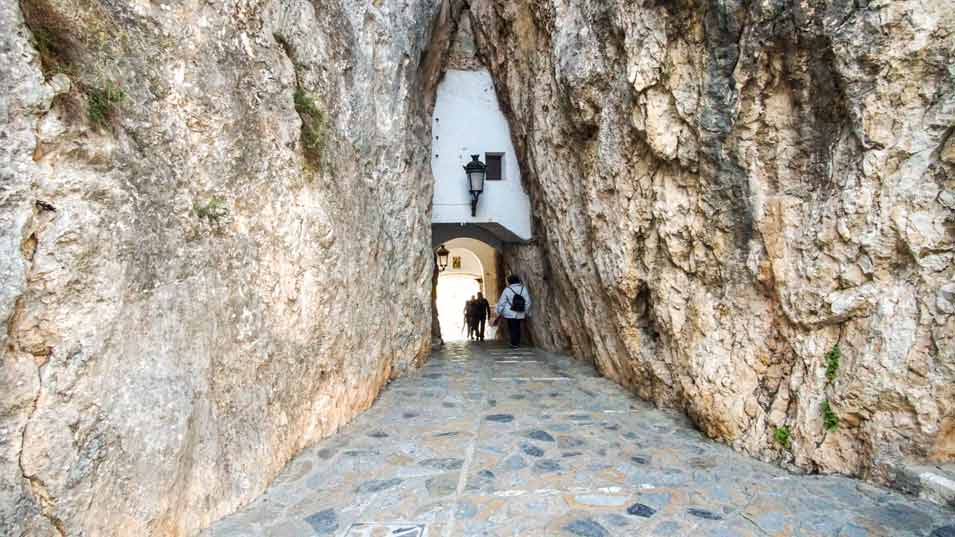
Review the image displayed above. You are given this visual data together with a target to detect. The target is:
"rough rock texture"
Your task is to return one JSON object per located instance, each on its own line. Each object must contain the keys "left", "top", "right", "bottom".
{"left": 0, "top": 0, "right": 450, "bottom": 534}
{"left": 2, "top": 0, "right": 953, "bottom": 533}
{"left": 473, "top": 0, "right": 955, "bottom": 487}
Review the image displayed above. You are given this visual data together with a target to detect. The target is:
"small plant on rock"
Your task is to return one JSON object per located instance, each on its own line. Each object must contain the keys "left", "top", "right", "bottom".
{"left": 30, "top": 26, "right": 69, "bottom": 75}
{"left": 821, "top": 400, "right": 839, "bottom": 432}
{"left": 293, "top": 87, "right": 326, "bottom": 168}
{"left": 773, "top": 426, "right": 791, "bottom": 449}
{"left": 86, "top": 80, "right": 125, "bottom": 129}
{"left": 825, "top": 344, "right": 841, "bottom": 383}
{"left": 194, "top": 197, "right": 228, "bottom": 225}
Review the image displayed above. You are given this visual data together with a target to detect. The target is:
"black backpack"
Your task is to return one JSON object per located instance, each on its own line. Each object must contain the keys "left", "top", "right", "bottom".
{"left": 509, "top": 285, "right": 526, "bottom": 313}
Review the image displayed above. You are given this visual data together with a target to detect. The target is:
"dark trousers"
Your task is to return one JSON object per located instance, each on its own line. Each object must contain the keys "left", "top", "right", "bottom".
{"left": 476, "top": 317, "right": 486, "bottom": 340}
{"left": 506, "top": 318, "right": 523, "bottom": 347}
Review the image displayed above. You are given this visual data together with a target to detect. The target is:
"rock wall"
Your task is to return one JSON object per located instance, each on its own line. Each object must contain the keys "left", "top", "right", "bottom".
{"left": 0, "top": 0, "right": 452, "bottom": 534}
{"left": 2, "top": 0, "right": 953, "bottom": 533}
{"left": 474, "top": 0, "right": 955, "bottom": 484}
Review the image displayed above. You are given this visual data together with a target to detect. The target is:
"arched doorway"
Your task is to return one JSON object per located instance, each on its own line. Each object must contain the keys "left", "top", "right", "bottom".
{"left": 434, "top": 238, "right": 501, "bottom": 342}
{"left": 436, "top": 275, "right": 481, "bottom": 341}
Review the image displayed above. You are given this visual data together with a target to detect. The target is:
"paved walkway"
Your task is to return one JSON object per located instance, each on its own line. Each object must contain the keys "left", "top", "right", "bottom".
{"left": 203, "top": 343, "right": 954, "bottom": 537}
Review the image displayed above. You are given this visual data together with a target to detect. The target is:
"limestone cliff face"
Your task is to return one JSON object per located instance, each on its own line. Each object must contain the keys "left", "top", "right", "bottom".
{"left": 475, "top": 0, "right": 955, "bottom": 482}
{"left": 0, "top": 0, "right": 446, "bottom": 535}
{"left": 2, "top": 0, "right": 953, "bottom": 533}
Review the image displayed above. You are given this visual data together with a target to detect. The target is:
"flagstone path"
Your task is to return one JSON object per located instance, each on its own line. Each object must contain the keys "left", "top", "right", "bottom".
{"left": 202, "top": 343, "right": 954, "bottom": 537}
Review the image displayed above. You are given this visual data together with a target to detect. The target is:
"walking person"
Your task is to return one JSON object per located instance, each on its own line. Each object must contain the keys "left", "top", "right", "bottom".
{"left": 463, "top": 296, "right": 475, "bottom": 340}
{"left": 472, "top": 292, "right": 491, "bottom": 341}
{"left": 496, "top": 275, "right": 531, "bottom": 348}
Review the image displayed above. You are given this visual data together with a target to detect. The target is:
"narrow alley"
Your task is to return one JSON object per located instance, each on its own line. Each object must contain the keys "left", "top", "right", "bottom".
{"left": 203, "top": 344, "right": 953, "bottom": 537}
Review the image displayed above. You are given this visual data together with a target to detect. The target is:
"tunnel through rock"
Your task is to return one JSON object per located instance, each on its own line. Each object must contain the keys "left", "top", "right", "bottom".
{"left": 427, "top": 3, "right": 538, "bottom": 346}
{"left": 2, "top": 0, "right": 954, "bottom": 535}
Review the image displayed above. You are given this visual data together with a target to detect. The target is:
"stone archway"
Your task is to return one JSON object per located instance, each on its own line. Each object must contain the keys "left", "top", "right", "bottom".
{"left": 431, "top": 235, "right": 503, "bottom": 344}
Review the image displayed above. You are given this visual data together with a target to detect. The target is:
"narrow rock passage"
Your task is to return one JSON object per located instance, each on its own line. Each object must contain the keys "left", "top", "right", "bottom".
{"left": 204, "top": 344, "right": 953, "bottom": 537}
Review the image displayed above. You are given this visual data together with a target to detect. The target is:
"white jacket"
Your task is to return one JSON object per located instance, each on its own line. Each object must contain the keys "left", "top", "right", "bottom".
{"left": 496, "top": 283, "right": 532, "bottom": 319}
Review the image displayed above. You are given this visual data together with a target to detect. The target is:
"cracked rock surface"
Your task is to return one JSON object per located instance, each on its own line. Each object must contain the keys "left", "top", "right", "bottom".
{"left": 473, "top": 0, "right": 955, "bottom": 486}
{"left": 2, "top": 0, "right": 954, "bottom": 535}
{"left": 1, "top": 0, "right": 446, "bottom": 535}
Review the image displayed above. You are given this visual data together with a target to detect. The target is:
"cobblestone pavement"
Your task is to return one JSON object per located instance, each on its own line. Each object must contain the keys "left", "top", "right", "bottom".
{"left": 203, "top": 343, "right": 954, "bottom": 537}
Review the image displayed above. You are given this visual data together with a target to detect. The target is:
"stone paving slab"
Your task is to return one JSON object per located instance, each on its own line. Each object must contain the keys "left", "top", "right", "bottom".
{"left": 201, "top": 343, "right": 954, "bottom": 537}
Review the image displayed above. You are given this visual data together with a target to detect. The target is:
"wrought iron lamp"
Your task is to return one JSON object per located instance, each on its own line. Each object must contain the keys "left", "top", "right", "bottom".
{"left": 435, "top": 245, "right": 450, "bottom": 272}
{"left": 464, "top": 154, "right": 487, "bottom": 217}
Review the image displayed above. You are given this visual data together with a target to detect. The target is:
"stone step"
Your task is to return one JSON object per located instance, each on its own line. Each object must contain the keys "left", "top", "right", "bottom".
{"left": 890, "top": 461, "right": 955, "bottom": 510}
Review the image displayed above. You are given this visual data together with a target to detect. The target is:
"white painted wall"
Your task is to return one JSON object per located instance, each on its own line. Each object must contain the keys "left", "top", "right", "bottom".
{"left": 443, "top": 246, "right": 483, "bottom": 278}
{"left": 445, "top": 238, "right": 499, "bottom": 303}
{"left": 431, "top": 69, "right": 532, "bottom": 241}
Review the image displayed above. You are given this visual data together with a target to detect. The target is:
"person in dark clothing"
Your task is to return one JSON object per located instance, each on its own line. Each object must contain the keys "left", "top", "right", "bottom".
{"left": 496, "top": 275, "right": 532, "bottom": 348}
{"left": 463, "top": 296, "right": 475, "bottom": 340}
{"left": 471, "top": 292, "right": 491, "bottom": 341}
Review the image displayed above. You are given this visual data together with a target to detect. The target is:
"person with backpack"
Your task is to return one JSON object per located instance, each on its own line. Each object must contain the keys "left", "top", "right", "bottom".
{"left": 496, "top": 275, "right": 532, "bottom": 348}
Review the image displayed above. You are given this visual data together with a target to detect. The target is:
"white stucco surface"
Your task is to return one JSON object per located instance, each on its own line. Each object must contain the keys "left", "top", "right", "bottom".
{"left": 445, "top": 238, "right": 500, "bottom": 302}
{"left": 431, "top": 69, "right": 532, "bottom": 241}
{"left": 443, "top": 246, "right": 484, "bottom": 278}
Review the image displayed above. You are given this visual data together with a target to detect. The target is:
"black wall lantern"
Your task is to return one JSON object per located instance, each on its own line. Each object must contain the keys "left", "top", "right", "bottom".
{"left": 464, "top": 154, "right": 487, "bottom": 217}
{"left": 435, "top": 245, "right": 450, "bottom": 272}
